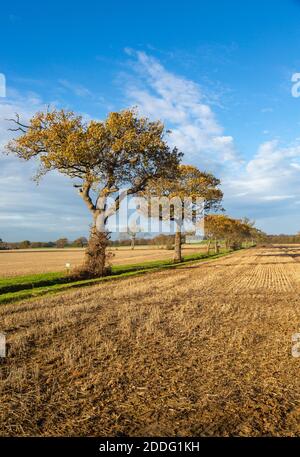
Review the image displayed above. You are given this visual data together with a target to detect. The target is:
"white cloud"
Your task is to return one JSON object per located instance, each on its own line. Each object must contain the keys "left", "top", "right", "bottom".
{"left": 125, "top": 51, "right": 239, "bottom": 168}
{"left": 223, "top": 140, "right": 300, "bottom": 222}
{"left": 0, "top": 91, "right": 90, "bottom": 241}
{"left": 2, "top": 55, "right": 300, "bottom": 237}
{"left": 261, "top": 195, "right": 294, "bottom": 201}
{"left": 0, "top": 92, "right": 43, "bottom": 149}
{"left": 58, "top": 79, "right": 92, "bottom": 98}
{"left": 124, "top": 52, "right": 300, "bottom": 232}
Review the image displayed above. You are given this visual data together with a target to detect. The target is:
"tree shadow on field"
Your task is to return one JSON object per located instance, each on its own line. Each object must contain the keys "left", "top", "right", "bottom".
{"left": 257, "top": 253, "right": 300, "bottom": 259}
{"left": 179, "top": 261, "right": 299, "bottom": 271}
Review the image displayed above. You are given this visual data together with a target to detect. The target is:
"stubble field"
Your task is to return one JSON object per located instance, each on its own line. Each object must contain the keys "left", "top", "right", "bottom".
{"left": 1, "top": 245, "right": 300, "bottom": 436}
{"left": 0, "top": 246, "right": 203, "bottom": 278}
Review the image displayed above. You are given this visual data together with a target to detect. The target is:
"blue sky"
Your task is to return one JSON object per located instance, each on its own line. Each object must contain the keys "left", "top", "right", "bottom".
{"left": 1, "top": 0, "right": 300, "bottom": 240}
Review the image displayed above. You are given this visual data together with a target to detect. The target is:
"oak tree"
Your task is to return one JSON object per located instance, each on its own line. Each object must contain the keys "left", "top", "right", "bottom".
{"left": 141, "top": 165, "right": 223, "bottom": 262}
{"left": 205, "top": 214, "right": 231, "bottom": 253}
{"left": 55, "top": 238, "right": 69, "bottom": 249}
{"left": 6, "top": 108, "right": 182, "bottom": 276}
{"left": 127, "top": 221, "right": 142, "bottom": 250}
{"left": 205, "top": 214, "right": 253, "bottom": 251}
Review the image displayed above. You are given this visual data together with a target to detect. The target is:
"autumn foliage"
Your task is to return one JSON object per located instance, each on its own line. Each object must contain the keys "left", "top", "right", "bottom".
{"left": 141, "top": 165, "right": 223, "bottom": 262}
{"left": 6, "top": 108, "right": 182, "bottom": 276}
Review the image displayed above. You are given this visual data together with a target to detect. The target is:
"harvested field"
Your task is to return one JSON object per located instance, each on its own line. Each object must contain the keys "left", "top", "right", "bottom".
{"left": 0, "top": 245, "right": 203, "bottom": 278}
{"left": 1, "top": 246, "right": 300, "bottom": 436}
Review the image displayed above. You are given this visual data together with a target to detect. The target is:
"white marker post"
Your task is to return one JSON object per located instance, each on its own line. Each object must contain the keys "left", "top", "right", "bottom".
{"left": 0, "top": 332, "right": 6, "bottom": 358}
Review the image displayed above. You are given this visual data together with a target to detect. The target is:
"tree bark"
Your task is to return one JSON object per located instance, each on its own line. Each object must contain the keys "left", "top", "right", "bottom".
{"left": 83, "top": 224, "right": 110, "bottom": 277}
{"left": 214, "top": 239, "right": 219, "bottom": 254}
{"left": 77, "top": 185, "right": 109, "bottom": 277}
{"left": 78, "top": 207, "right": 111, "bottom": 277}
{"left": 131, "top": 235, "right": 136, "bottom": 250}
{"left": 207, "top": 239, "right": 211, "bottom": 254}
{"left": 173, "top": 225, "right": 182, "bottom": 263}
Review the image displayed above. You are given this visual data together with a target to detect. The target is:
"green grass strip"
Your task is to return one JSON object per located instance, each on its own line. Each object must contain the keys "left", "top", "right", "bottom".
{"left": 0, "top": 249, "right": 235, "bottom": 305}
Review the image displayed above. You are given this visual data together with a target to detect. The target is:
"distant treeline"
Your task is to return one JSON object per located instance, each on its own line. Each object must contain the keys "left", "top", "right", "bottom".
{"left": 0, "top": 237, "right": 88, "bottom": 250}
{"left": 110, "top": 234, "right": 176, "bottom": 248}
{"left": 263, "top": 234, "right": 300, "bottom": 244}
{"left": 3, "top": 232, "right": 300, "bottom": 250}
{"left": 0, "top": 234, "right": 178, "bottom": 250}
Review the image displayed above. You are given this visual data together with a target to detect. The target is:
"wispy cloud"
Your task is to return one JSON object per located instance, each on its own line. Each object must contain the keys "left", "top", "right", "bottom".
{"left": 124, "top": 51, "right": 240, "bottom": 171}
{"left": 2, "top": 53, "right": 300, "bottom": 237}
{"left": 0, "top": 90, "right": 90, "bottom": 241}
{"left": 123, "top": 52, "right": 300, "bottom": 232}
{"left": 58, "top": 79, "right": 92, "bottom": 98}
{"left": 223, "top": 140, "right": 300, "bottom": 221}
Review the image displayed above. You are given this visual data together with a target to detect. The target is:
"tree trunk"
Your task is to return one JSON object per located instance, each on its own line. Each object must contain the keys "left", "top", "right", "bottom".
{"left": 82, "top": 222, "right": 110, "bottom": 277}
{"left": 214, "top": 239, "right": 219, "bottom": 254}
{"left": 207, "top": 239, "right": 211, "bottom": 254}
{"left": 131, "top": 235, "right": 135, "bottom": 250}
{"left": 173, "top": 225, "right": 182, "bottom": 263}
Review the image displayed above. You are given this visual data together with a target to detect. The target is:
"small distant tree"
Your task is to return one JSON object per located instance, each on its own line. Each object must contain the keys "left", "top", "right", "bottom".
{"left": 31, "top": 242, "right": 43, "bottom": 248}
{"left": 205, "top": 215, "right": 254, "bottom": 251}
{"left": 205, "top": 215, "right": 227, "bottom": 253}
{"left": 153, "top": 234, "right": 174, "bottom": 249}
{"left": 127, "top": 222, "right": 142, "bottom": 250}
{"left": 45, "top": 241, "right": 56, "bottom": 248}
{"left": 251, "top": 228, "right": 267, "bottom": 245}
{"left": 73, "top": 237, "right": 88, "bottom": 248}
{"left": 241, "top": 218, "right": 266, "bottom": 246}
{"left": 0, "top": 238, "right": 7, "bottom": 250}
{"left": 19, "top": 240, "right": 31, "bottom": 249}
{"left": 56, "top": 238, "right": 68, "bottom": 248}
{"left": 229, "top": 219, "right": 253, "bottom": 249}
{"left": 5, "top": 108, "right": 182, "bottom": 277}
{"left": 142, "top": 165, "right": 223, "bottom": 262}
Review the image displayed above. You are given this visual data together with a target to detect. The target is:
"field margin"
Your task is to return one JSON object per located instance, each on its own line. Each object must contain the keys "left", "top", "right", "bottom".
{"left": 0, "top": 248, "right": 249, "bottom": 305}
